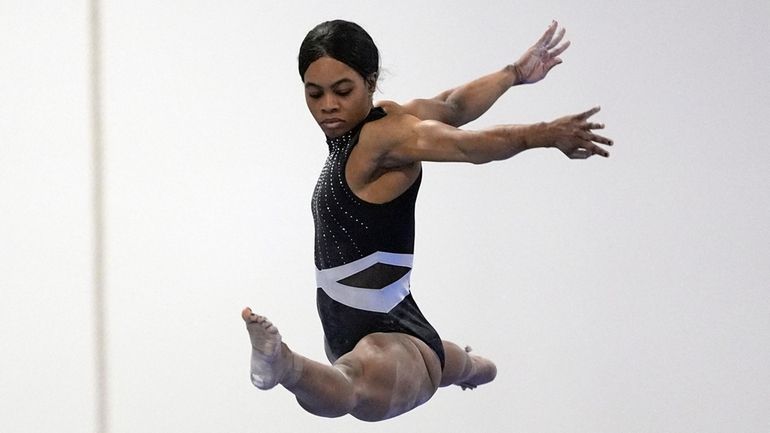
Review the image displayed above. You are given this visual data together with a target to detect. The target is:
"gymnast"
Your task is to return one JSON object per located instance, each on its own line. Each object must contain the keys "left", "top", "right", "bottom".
{"left": 242, "top": 19, "right": 612, "bottom": 421}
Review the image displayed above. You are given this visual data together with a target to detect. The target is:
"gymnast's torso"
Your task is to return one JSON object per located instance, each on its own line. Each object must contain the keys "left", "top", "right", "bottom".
{"left": 311, "top": 107, "right": 445, "bottom": 368}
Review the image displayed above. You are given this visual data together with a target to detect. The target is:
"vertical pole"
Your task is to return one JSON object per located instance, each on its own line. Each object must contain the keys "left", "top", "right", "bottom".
{"left": 88, "top": 0, "right": 108, "bottom": 432}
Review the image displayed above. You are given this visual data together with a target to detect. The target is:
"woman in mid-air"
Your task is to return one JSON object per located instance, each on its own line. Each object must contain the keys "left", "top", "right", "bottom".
{"left": 242, "top": 19, "right": 612, "bottom": 422}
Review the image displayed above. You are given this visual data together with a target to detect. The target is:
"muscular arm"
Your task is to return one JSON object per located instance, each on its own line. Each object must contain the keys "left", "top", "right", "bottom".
{"left": 401, "top": 66, "right": 519, "bottom": 127}
{"left": 398, "top": 21, "right": 569, "bottom": 127}
{"left": 377, "top": 106, "right": 612, "bottom": 167}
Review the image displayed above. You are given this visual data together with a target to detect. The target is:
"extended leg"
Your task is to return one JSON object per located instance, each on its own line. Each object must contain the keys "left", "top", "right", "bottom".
{"left": 242, "top": 308, "right": 440, "bottom": 421}
{"left": 242, "top": 307, "right": 356, "bottom": 417}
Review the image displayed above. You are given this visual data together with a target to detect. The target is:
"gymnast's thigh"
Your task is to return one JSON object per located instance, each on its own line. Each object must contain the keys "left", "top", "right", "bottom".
{"left": 335, "top": 332, "right": 441, "bottom": 421}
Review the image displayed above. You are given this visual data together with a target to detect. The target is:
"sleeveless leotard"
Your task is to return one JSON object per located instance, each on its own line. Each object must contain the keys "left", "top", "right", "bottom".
{"left": 311, "top": 107, "right": 445, "bottom": 368}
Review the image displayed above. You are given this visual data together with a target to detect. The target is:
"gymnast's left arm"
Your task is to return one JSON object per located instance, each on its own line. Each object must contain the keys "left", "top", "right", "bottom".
{"left": 397, "top": 20, "right": 570, "bottom": 128}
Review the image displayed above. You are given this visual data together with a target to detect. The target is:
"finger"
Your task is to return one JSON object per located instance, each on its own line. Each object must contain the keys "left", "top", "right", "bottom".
{"left": 583, "top": 122, "right": 605, "bottom": 130}
{"left": 569, "top": 148, "right": 591, "bottom": 159}
{"left": 586, "top": 142, "right": 610, "bottom": 157}
{"left": 549, "top": 40, "right": 570, "bottom": 57}
{"left": 537, "top": 20, "right": 558, "bottom": 46}
{"left": 544, "top": 58, "right": 563, "bottom": 73}
{"left": 579, "top": 129, "right": 614, "bottom": 147}
{"left": 546, "top": 27, "right": 566, "bottom": 49}
{"left": 590, "top": 132, "right": 613, "bottom": 146}
{"left": 576, "top": 106, "right": 601, "bottom": 120}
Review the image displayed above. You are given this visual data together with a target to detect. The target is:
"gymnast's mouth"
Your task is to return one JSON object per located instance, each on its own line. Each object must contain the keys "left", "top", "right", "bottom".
{"left": 320, "top": 118, "right": 345, "bottom": 128}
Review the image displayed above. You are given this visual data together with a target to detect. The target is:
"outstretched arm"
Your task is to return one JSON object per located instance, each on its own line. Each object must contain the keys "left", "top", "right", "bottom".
{"left": 398, "top": 20, "right": 570, "bottom": 127}
{"left": 378, "top": 106, "right": 612, "bottom": 166}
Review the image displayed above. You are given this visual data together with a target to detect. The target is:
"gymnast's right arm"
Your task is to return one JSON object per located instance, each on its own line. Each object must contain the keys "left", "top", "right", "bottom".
{"left": 397, "top": 20, "right": 570, "bottom": 127}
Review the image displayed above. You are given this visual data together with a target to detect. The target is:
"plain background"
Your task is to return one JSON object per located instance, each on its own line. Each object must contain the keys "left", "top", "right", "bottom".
{"left": 2, "top": 1, "right": 769, "bottom": 432}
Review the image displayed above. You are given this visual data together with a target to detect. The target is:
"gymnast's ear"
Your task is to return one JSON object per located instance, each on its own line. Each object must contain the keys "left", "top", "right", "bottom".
{"left": 366, "top": 72, "right": 378, "bottom": 94}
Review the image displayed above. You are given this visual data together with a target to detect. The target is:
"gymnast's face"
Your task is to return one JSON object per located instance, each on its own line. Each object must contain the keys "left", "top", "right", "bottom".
{"left": 303, "top": 56, "right": 374, "bottom": 138}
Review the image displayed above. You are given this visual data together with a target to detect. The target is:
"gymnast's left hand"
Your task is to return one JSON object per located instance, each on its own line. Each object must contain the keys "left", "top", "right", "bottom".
{"left": 512, "top": 20, "right": 570, "bottom": 85}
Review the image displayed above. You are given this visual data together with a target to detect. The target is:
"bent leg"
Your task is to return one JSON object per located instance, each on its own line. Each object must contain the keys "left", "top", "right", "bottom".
{"left": 242, "top": 308, "right": 440, "bottom": 421}
{"left": 340, "top": 333, "right": 441, "bottom": 421}
{"left": 440, "top": 340, "right": 497, "bottom": 389}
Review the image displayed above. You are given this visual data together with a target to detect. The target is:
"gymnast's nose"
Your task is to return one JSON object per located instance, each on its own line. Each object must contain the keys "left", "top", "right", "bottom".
{"left": 321, "top": 93, "right": 339, "bottom": 113}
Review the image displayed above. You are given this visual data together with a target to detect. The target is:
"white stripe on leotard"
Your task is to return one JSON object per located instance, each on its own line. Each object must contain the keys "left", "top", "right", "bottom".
{"left": 316, "top": 251, "right": 413, "bottom": 314}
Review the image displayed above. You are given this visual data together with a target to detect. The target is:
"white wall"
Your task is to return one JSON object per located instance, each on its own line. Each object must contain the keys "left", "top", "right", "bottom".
{"left": 2, "top": 1, "right": 769, "bottom": 432}
{"left": 1, "top": 1, "right": 96, "bottom": 432}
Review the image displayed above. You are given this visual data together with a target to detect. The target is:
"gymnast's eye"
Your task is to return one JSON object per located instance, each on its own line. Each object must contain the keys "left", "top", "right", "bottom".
{"left": 307, "top": 91, "right": 322, "bottom": 99}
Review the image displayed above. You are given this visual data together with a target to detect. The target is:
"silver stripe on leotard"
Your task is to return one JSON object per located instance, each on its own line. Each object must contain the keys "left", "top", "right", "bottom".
{"left": 316, "top": 251, "right": 413, "bottom": 314}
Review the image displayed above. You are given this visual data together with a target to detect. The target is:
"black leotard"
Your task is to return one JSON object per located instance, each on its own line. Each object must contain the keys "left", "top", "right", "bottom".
{"left": 311, "top": 107, "right": 445, "bottom": 369}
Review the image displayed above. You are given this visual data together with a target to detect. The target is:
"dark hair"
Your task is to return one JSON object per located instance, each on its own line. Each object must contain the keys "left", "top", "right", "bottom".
{"left": 298, "top": 20, "right": 379, "bottom": 85}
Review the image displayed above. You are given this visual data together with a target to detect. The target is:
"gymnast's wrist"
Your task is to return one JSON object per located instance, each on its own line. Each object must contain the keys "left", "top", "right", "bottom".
{"left": 506, "top": 63, "right": 524, "bottom": 86}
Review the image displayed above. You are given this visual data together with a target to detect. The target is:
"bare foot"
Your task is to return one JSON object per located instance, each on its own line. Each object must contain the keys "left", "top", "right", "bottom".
{"left": 242, "top": 307, "right": 292, "bottom": 390}
{"left": 457, "top": 346, "right": 497, "bottom": 391}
